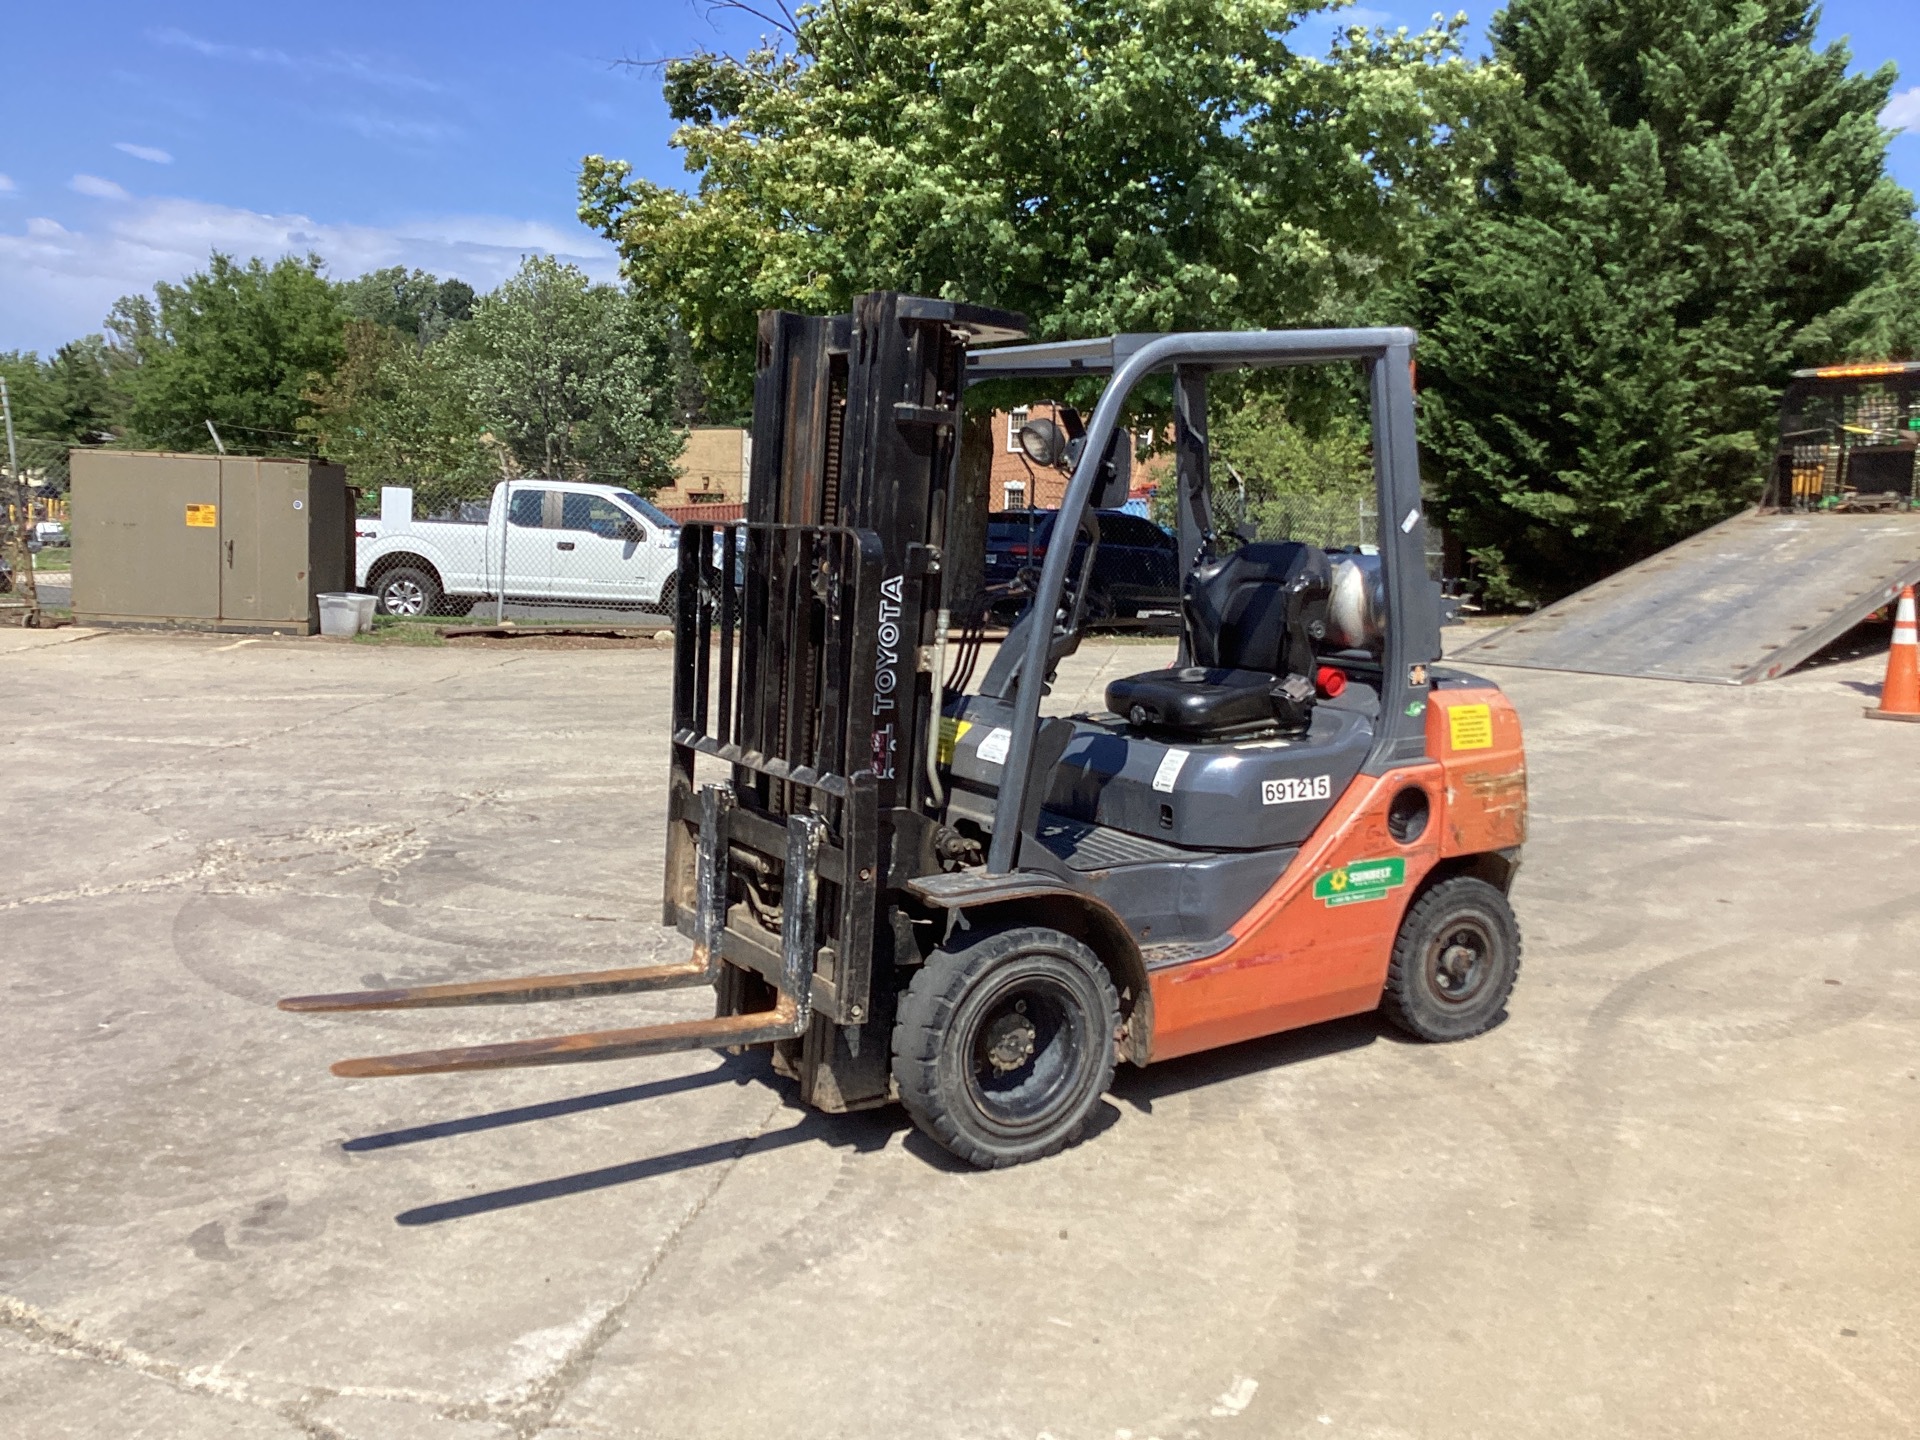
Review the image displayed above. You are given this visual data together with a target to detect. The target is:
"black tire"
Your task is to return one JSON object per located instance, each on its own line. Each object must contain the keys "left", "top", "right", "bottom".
{"left": 1380, "top": 876, "right": 1521, "bottom": 1042}
{"left": 652, "top": 572, "right": 677, "bottom": 617}
{"left": 374, "top": 565, "right": 442, "bottom": 617}
{"left": 892, "top": 925, "right": 1119, "bottom": 1168}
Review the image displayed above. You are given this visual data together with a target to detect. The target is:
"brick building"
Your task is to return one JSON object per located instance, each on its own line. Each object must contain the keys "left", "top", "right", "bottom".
{"left": 988, "top": 404, "right": 1171, "bottom": 513}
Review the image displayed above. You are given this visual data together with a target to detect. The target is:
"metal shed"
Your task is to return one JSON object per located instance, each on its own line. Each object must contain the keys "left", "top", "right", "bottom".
{"left": 70, "top": 451, "right": 351, "bottom": 633}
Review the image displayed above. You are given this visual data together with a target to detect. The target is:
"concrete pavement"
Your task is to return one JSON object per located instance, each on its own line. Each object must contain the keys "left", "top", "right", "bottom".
{"left": 0, "top": 628, "right": 1914, "bottom": 1439}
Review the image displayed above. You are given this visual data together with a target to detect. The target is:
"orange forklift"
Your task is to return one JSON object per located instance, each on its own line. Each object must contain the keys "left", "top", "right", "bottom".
{"left": 283, "top": 295, "right": 1528, "bottom": 1168}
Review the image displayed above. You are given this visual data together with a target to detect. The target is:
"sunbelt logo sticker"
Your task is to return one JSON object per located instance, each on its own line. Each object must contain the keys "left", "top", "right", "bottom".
{"left": 1313, "top": 856, "right": 1408, "bottom": 907}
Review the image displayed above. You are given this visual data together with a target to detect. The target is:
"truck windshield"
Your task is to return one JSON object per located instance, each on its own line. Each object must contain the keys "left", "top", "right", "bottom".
{"left": 616, "top": 492, "right": 678, "bottom": 530}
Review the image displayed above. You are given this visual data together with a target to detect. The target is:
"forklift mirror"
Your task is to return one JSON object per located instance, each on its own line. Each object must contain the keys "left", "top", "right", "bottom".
{"left": 1018, "top": 418, "right": 1069, "bottom": 467}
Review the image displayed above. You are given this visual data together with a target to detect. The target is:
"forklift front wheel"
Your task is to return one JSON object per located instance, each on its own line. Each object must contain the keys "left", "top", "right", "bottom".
{"left": 1381, "top": 876, "right": 1521, "bottom": 1042}
{"left": 893, "top": 926, "right": 1120, "bottom": 1169}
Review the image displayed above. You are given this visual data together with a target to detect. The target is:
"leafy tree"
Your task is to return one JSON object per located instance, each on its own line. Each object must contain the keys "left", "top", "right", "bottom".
{"left": 337, "top": 267, "right": 476, "bottom": 349}
{"left": 0, "top": 340, "right": 118, "bottom": 463}
{"left": 461, "top": 254, "right": 682, "bottom": 488}
{"left": 121, "top": 253, "right": 346, "bottom": 452}
{"left": 1409, "top": 0, "right": 1920, "bottom": 604}
{"left": 43, "top": 338, "right": 119, "bottom": 443}
{"left": 580, "top": 0, "right": 1501, "bottom": 409}
{"left": 0, "top": 352, "right": 61, "bottom": 440}
{"left": 301, "top": 320, "right": 497, "bottom": 503}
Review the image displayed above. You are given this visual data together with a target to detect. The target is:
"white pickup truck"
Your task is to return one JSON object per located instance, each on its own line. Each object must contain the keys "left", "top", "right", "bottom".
{"left": 357, "top": 480, "right": 682, "bottom": 616}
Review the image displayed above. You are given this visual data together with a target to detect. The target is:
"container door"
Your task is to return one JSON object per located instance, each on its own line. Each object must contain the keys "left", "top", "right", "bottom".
{"left": 71, "top": 453, "right": 221, "bottom": 620}
{"left": 218, "top": 460, "right": 263, "bottom": 621}
{"left": 220, "top": 460, "right": 312, "bottom": 624}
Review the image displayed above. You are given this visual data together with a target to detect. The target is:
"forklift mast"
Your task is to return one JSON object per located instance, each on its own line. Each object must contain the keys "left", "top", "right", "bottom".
{"left": 663, "top": 294, "right": 1028, "bottom": 1108}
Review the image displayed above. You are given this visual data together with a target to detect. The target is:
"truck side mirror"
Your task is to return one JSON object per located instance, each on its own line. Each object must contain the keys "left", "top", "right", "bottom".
{"left": 619, "top": 520, "right": 643, "bottom": 543}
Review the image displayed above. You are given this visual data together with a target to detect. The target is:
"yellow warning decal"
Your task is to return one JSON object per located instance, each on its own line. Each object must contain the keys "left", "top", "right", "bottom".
{"left": 1448, "top": 702, "right": 1494, "bottom": 751}
{"left": 937, "top": 717, "right": 972, "bottom": 766}
{"left": 185, "top": 504, "right": 217, "bottom": 528}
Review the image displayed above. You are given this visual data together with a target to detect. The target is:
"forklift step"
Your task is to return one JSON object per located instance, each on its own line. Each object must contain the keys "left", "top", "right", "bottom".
{"left": 329, "top": 996, "right": 803, "bottom": 1078}
{"left": 277, "top": 957, "right": 713, "bottom": 1013}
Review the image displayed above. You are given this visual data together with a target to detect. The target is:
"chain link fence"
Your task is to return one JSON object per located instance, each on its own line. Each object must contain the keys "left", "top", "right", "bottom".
{"left": 3, "top": 438, "right": 73, "bottom": 620}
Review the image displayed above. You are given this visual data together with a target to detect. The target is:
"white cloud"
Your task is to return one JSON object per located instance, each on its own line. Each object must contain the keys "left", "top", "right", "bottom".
{"left": 115, "top": 142, "right": 175, "bottom": 165}
{"left": 70, "top": 174, "right": 132, "bottom": 201}
{"left": 0, "top": 193, "right": 620, "bottom": 351}
{"left": 150, "top": 26, "right": 444, "bottom": 94}
{"left": 0, "top": 174, "right": 15, "bottom": 194}
{"left": 1885, "top": 87, "right": 1920, "bottom": 133}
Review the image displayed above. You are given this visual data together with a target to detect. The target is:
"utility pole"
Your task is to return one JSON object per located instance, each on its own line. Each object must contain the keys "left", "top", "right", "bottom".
{"left": 0, "top": 377, "right": 41, "bottom": 627}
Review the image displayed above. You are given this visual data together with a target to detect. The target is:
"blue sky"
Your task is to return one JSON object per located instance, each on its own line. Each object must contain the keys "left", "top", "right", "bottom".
{"left": 2, "top": 1, "right": 1915, "bottom": 353}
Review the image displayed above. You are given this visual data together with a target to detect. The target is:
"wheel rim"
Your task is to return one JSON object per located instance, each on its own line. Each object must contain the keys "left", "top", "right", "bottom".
{"left": 1422, "top": 917, "right": 1496, "bottom": 1007}
{"left": 961, "top": 973, "right": 1085, "bottom": 1132}
{"left": 382, "top": 578, "right": 426, "bottom": 615}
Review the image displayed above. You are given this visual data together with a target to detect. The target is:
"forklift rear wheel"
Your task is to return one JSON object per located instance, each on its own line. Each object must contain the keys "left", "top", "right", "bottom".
{"left": 893, "top": 926, "right": 1119, "bottom": 1169}
{"left": 1381, "top": 876, "right": 1520, "bottom": 1042}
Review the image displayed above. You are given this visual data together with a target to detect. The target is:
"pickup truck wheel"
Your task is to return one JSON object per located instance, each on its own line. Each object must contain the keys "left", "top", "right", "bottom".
{"left": 892, "top": 925, "right": 1119, "bottom": 1169}
{"left": 374, "top": 566, "right": 441, "bottom": 617}
{"left": 652, "top": 573, "right": 677, "bottom": 616}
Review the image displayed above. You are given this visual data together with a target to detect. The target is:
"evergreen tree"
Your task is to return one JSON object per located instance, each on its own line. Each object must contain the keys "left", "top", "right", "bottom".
{"left": 1410, "top": 0, "right": 1920, "bottom": 604}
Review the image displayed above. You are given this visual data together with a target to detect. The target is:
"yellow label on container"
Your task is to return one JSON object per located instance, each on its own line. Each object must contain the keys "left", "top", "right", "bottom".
{"left": 185, "top": 504, "right": 217, "bottom": 528}
{"left": 1448, "top": 702, "right": 1494, "bottom": 751}
{"left": 937, "top": 717, "right": 971, "bottom": 766}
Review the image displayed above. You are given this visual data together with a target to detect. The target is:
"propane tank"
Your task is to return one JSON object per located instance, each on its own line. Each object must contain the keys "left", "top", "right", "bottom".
{"left": 1326, "top": 553, "right": 1386, "bottom": 652}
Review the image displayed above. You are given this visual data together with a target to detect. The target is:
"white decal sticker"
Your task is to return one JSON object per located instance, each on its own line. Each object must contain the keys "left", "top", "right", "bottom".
{"left": 1402, "top": 507, "right": 1420, "bottom": 533}
{"left": 1262, "top": 774, "right": 1332, "bottom": 806}
{"left": 1152, "top": 748, "right": 1190, "bottom": 793}
{"left": 975, "top": 727, "right": 1012, "bottom": 766}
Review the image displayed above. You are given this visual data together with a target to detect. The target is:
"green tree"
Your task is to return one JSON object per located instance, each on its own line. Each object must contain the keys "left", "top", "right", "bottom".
{"left": 0, "top": 342, "right": 117, "bottom": 490}
{"left": 301, "top": 320, "right": 497, "bottom": 504}
{"left": 1409, "top": 0, "right": 1920, "bottom": 604}
{"left": 337, "top": 267, "right": 476, "bottom": 349}
{"left": 0, "top": 352, "right": 61, "bottom": 440}
{"left": 461, "top": 254, "right": 682, "bottom": 488}
{"left": 122, "top": 253, "right": 346, "bottom": 452}
{"left": 580, "top": 0, "right": 1501, "bottom": 409}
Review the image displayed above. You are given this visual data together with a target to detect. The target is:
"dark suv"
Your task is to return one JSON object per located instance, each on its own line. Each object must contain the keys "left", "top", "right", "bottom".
{"left": 984, "top": 509, "right": 1180, "bottom": 622}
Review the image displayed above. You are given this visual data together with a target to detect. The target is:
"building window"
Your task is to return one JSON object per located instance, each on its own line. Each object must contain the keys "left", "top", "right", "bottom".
{"left": 1002, "top": 481, "right": 1026, "bottom": 510}
{"left": 1007, "top": 407, "right": 1030, "bottom": 453}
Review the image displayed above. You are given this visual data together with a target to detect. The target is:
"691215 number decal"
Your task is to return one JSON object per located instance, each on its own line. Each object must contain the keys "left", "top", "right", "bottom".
{"left": 1261, "top": 775, "right": 1331, "bottom": 806}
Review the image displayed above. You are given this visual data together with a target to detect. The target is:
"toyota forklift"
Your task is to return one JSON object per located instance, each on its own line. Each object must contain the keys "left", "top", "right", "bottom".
{"left": 282, "top": 294, "right": 1528, "bottom": 1169}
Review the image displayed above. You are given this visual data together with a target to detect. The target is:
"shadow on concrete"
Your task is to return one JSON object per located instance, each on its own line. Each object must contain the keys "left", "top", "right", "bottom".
{"left": 344, "top": 1054, "right": 770, "bottom": 1153}
{"left": 389, "top": 1015, "right": 1389, "bottom": 1220}
{"left": 393, "top": 1094, "right": 906, "bottom": 1226}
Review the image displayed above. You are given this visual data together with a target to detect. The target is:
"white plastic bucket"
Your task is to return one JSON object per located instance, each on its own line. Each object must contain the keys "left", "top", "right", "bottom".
{"left": 351, "top": 592, "right": 376, "bottom": 633}
{"left": 318, "top": 593, "right": 362, "bottom": 638}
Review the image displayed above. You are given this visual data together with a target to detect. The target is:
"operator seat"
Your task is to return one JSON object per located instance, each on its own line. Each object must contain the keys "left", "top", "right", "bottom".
{"left": 1104, "top": 541, "right": 1332, "bottom": 739}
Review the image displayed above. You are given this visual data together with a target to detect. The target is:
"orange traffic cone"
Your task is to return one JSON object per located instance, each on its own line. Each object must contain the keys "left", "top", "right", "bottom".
{"left": 1866, "top": 585, "right": 1920, "bottom": 722}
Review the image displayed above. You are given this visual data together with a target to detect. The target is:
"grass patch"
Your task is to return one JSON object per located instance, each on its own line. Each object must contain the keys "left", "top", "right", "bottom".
{"left": 352, "top": 617, "right": 447, "bottom": 646}
{"left": 31, "top": 547, "right": 71, "bottom": 573}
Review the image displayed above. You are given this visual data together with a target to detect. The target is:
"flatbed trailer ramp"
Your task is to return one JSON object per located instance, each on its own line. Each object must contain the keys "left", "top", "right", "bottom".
{"left": 1452, "top": 510, "right": 1920, "bottom": 684}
